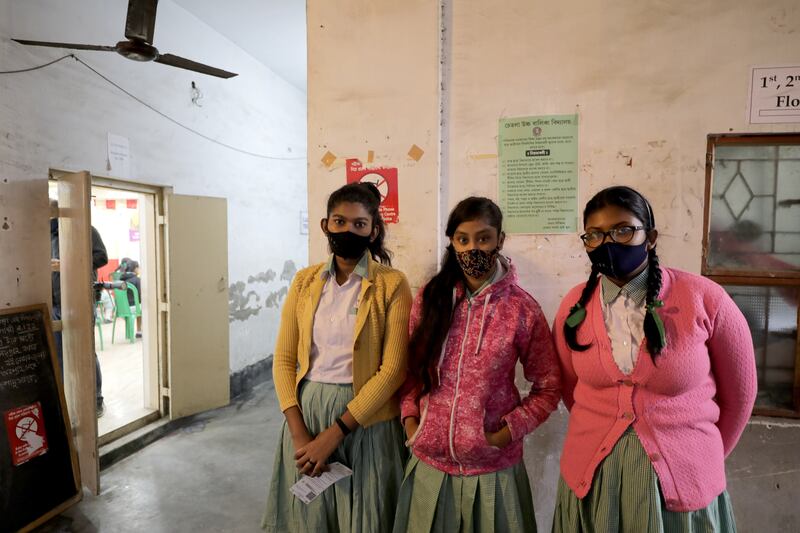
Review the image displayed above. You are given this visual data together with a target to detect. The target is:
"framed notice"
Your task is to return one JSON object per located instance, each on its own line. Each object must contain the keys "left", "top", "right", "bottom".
{"left": 747, "top": 65, "right": 800, "bottom": 124}
{"left": 498, "top": 114, "right": 579, "bottom": 234}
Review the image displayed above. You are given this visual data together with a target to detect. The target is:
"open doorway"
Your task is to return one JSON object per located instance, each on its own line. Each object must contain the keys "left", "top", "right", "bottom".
{"left": 49, "top": 169, "right": 230, "bottom": 494}
{"left": 48, "top": 179, "right": 161, "bottom": 443}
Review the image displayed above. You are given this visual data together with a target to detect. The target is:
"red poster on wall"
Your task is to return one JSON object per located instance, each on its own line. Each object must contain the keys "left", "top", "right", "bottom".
{"left": 126, "top": 199, "right": 138, "bottom": 209}
{"left": 4, "top": 402, "right": 49, "bottom": 466}
{"left": 345, "top": 159, "right": 399, "bottom": 224}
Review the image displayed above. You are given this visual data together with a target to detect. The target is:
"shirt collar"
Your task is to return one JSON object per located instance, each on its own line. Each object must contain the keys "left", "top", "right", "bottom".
{"left": 601, "top": 267, "right": 649, "bottom": 306}
{"left": 321, "top": 251, "right": 370, "bottom": 280}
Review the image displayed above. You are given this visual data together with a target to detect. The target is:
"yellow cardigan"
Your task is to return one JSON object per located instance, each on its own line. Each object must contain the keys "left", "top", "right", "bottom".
{"left": 272, "top": 256, "right": 412, "bottom": 427}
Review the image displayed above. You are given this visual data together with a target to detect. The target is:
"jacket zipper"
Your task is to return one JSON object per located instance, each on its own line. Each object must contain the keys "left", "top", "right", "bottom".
{"left": 448, "top": 299, "right": 473, "bottom": 474}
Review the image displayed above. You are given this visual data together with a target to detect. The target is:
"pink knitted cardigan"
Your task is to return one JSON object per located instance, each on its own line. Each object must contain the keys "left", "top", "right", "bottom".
{"left": 552, "top": 267, "right": 757, "bottom": 512}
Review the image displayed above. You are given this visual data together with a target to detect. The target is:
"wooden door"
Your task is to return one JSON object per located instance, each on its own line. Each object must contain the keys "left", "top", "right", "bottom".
{"left": 164, "top": 193, "right": 229, "bottom": 419}
{"left": 56, "top": 171, "right": 99, "bottom": 494}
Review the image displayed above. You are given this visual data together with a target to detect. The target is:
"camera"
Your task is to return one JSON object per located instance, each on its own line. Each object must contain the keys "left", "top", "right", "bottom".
{"left": 93, "top": 281, "right": 126, "bottom": 291}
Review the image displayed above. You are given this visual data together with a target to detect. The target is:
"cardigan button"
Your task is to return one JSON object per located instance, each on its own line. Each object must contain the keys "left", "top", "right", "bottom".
{"left": 621, "top": 412, "right": 635, "bottom": 420}
{"left": 622, "top": 379, "right": 634, "bottom": 387}
{"left": 650, "top": 453, "right": 661, "bottom": 462}
{"left": 579, "top": 481, "right": 587, "bottom": 487}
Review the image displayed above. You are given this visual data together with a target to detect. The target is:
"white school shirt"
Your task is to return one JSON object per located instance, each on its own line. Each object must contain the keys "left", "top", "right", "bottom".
{"left": 600, "top": 268, "right": 649, "bottom": 375}
{"left": 305, "top": 253, "right": 369, "bottom": 384}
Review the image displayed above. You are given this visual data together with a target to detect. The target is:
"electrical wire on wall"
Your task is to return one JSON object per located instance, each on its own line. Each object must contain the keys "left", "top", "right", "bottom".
{"left": 0, "top": 54, "right": 305, "bottom": 161}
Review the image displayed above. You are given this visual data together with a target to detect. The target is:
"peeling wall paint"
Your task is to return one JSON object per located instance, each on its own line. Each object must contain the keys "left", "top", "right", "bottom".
{"left": 247, "top": 270, "right": 276, "bottom": 284}
{"left": 229, "top": 260, "right": 298, "bottom": 322}
{"left": 0, "top": 1, "right": 308, "bottom": 374}
{"left": 280, "top": 260, "right": 297, "bottom": 281}
{"left": 228, "top": 281, "right": 261, "bottom": 322}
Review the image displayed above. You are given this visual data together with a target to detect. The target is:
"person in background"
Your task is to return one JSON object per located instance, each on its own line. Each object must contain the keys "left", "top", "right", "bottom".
{"left": 50, "top": 198, "right": 109, "bottom": 417}
{"left": 551, "top": 186, "right": 757, "bottom": 532}
{"left": 117, "top": 258, "right": 143, "bottom": 338}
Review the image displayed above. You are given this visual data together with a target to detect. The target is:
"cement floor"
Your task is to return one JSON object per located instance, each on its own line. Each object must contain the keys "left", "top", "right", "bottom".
{"left": 38, "top": 380, "right": 281, "bottom": 533}
{"left": 35, "top": 378, "right": 800, "bottom": 532}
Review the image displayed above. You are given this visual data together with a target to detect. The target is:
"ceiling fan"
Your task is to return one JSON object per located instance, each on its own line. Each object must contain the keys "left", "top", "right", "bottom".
{"left": 12, "top": 0, "right": 238, "bottom": 79}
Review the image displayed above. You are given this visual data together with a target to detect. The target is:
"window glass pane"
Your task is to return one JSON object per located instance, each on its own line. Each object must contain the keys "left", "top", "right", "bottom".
{"left": 723, "top": 284, "right": 798, "bottom": 410}
{"left": 779, "top": 145, "right": 800, "bottom": 158}
{"left": 709, "top": 144, "right": 800, "bottom": 272}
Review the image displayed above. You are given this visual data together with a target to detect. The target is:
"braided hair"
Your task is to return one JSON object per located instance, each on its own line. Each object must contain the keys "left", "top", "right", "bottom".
{"left": 564, "top": 186, "right": 666, "bottom": 356}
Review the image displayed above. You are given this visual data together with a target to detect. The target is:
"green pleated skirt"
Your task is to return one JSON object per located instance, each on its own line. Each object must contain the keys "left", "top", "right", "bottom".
{"left": 261, "top": 381, "right": 407, "bottom": 533}
{"left": 392, "top": 453, "right": 537, "bottom": 533}
{"left": 552, "top": 428, "right": 736, "bottom": 533}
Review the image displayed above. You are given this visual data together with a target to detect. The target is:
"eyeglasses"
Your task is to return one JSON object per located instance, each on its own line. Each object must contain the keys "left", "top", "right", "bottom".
{"left": 580, "top": 225, "right": 646, "bottom": 248}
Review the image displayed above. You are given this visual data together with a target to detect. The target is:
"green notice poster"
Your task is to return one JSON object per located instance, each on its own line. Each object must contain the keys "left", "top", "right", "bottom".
{"left": 498, "top": 114, "right": 579, "bottom": 233}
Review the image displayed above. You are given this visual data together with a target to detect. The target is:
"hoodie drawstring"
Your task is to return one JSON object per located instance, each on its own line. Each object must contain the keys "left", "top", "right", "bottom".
{"left": 436, "top": 288, "right": 458, "bottom": 383}
{"left": 474, "top": 292, "right": 492, "bottom": 355}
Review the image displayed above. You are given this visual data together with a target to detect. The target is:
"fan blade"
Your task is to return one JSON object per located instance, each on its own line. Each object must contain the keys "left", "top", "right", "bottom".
{"left": 124, "top": 0, "right": 158, "bottom": 44}
{"left": 12, "top": 39, "right": 116, "bottom": 52}
{"left": 154, "top": 53, "right": 238, "bottom": 79}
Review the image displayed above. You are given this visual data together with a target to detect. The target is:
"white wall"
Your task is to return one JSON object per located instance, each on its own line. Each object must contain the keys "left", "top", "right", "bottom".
{"left": 308, "top": 1, "right": 800, "bottom": 530}
{"left": 447, "top": 0, "right": 800, "bottom": 319}
{"left": 307, "top": 0, "right": 441, "bottom": 285}
{"left": 0, "top": 0, "right": 307, "bottom": 373}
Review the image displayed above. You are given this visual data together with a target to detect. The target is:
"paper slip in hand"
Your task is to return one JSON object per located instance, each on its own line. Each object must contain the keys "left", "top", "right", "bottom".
{"left": 290, "top": 462, "right": 353, "bottom": 504}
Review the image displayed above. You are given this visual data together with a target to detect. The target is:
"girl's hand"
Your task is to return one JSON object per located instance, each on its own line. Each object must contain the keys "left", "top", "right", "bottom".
{"left": 294, "top": 425, "right": 344, "bottom": 477}
{"left": 403, "top": 417, "right": 419, "bottom": 440}
{"left": 284, "top": 406, "right": 314, "bottom": 459}
{"left": 290, "top": 427, "right": 313, "bottom": 454}
{"left": 485, "top": 425, "right": 512, "bottom": 448}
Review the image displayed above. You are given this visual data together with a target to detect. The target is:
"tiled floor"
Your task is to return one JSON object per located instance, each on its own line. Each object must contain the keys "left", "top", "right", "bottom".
{"left": 94, "top": 318, "right": 156, "bottom": 438}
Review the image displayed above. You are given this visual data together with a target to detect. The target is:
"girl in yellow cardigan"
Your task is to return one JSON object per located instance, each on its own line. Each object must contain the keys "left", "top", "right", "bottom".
{"left": 262, "top": 182, "right": 412, "bottom": 533}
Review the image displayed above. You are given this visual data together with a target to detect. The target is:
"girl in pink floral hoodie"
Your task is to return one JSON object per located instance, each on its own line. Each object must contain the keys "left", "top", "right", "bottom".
{"left": 393, "top": 197, "right": 561, "bottom": 533}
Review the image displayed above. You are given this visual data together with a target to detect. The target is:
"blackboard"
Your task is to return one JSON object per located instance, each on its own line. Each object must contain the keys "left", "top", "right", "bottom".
{"left": 0, "top": 304, "right": 80, "bottom": 533}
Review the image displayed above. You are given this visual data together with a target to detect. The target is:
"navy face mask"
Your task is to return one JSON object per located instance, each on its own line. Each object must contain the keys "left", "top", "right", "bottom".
{"left": 587, "top": 241, "right": 648, "bottom": 279}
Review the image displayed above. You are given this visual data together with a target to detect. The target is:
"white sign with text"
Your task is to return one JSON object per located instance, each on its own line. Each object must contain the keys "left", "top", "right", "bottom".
{"left": 748, "top": 65, "right": 800, "bottom": 124}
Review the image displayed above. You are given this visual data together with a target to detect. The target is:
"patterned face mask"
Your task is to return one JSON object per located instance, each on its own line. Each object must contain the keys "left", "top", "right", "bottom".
{"left": 455, "top": 248, "right": 499, "bottom": 279}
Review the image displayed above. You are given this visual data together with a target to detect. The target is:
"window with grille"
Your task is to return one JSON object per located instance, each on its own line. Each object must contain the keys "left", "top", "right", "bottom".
{"left": 703, "top": 134, "right": 800, "bottom": 417}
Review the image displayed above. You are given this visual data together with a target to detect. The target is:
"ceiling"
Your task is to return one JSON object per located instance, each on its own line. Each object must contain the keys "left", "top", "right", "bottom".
{"left": 174, "top": 0, "right": 307, "bottom": 92}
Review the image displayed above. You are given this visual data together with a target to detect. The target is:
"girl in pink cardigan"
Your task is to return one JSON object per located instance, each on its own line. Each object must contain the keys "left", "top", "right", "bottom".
{"left": 394, "top": 197, "right": 561, "bottom": 532}
{"left": 551, "top": 186, "right": 757, "bottom": 532}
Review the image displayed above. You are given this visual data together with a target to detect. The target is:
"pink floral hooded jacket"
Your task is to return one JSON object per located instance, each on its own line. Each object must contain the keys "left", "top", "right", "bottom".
{"left": 399, "top": 258, "right": 561, "bottom": 476}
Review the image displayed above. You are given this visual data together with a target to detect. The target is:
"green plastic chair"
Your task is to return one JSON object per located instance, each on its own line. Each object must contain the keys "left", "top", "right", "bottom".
{"left": 112, "top": 282, "right": 141, "bottom": 344}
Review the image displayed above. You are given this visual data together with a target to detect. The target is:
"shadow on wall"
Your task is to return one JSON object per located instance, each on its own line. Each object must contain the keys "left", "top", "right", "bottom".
{"left": 228, "top": 260, "right": 298, "bottom": 322}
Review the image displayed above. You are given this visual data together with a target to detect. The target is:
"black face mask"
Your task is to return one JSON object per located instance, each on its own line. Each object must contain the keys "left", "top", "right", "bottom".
{"left": 587, "top": 241, "right": 648, "bottom": 279}
{"left": 327, "top": 230, "right": 371, "bottom": 260}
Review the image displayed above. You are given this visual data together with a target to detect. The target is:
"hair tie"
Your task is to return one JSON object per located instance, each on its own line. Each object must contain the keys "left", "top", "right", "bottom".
{"left": 646, "top": 299, "right": 666, "bottom": 347}
{"left": 565, "top": 304, "right": 586, "bottom": 328}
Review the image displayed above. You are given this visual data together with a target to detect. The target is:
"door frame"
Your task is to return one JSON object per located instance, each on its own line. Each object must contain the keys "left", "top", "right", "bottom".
{"left": 51, "top": 170, "right": 173, "bottom": 432}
